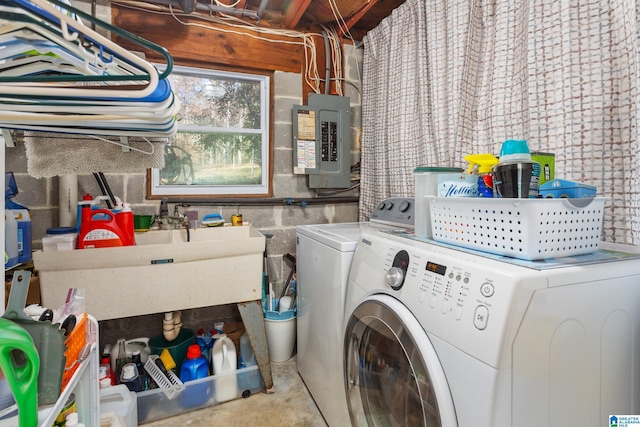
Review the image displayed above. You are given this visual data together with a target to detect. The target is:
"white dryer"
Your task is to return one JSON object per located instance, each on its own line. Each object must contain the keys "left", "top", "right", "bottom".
{"left": 296, "top": 198, "right": 414, "bottom": 427}
{"left": 344, "top": 228, "right": 640, "bottom": 426}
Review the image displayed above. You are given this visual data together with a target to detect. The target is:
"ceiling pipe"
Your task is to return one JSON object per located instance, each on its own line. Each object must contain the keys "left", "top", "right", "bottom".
{"left": 256, "top": 0, "right": 270, "bottom": 19}
{"left": 177, "top": 0, "right": 197, "bottom": 14}
{"left": 143, "top": 0, "right": 261, "bottom": 19}
{"left": 321, "top": 29, "right": 331, "bottom": 94}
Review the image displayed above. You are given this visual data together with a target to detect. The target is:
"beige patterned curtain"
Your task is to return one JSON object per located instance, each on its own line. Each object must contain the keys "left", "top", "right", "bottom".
{"left": 360, "top": 0, "right": 640, "bottom": 245}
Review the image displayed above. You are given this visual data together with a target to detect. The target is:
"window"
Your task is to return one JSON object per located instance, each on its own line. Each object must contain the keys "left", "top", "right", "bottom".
{"left": 149, "top": 65, "right": 271, "bottom": 197}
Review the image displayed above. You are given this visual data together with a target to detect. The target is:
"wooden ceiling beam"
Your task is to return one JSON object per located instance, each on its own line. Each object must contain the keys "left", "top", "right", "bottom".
{"left": 284, "top": 0, "right": 312, "bottom": 29}
{"left": 336, "top": 0, "right": 378, "bottom": 37}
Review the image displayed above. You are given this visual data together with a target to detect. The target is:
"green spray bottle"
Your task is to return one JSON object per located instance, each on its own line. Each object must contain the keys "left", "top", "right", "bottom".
{"left": 0, "top": 318, "right": 40, "bottom": 427}
{"left": 464, "top": 154, "right": 499, "bottom": 197}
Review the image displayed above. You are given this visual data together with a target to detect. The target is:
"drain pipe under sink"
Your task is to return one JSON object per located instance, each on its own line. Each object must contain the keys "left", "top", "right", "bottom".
{"left": 163, "top": 311, "right": 182, "bottom": 341}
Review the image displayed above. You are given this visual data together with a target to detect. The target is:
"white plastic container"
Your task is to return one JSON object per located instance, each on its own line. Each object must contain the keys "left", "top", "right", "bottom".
{"left": 100, "top": 384, "right": 138, "bottom": 427}
{"left": 413, "top": 166, "right": 463, "bottom": 238}
{"left": 109, "top": 337, "right": 150, "bottom": 374}
{"left": 238, "top": 332, "right": 262, "bottom": 391}
{"left": 211, "top": 334, "right": 238, "bottom": 403}
{"left": 42, "top": 227, "right": 78, "bottom": 252}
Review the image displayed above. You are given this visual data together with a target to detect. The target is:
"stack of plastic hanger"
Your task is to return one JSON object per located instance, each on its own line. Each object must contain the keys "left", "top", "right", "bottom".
{"left": 0, "top": 0, "right": 179, "bottom": 138}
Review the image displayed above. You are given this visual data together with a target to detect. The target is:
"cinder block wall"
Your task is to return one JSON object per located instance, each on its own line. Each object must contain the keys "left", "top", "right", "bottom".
{"left": 4, "top": 2, "right": 363, "bottom": 349}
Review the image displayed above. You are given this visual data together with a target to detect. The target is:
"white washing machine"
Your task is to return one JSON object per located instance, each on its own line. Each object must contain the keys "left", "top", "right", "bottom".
{"left": 296, "top": 198, "right": 414, "bottom": 427}
{"left": 344, "top": 228, "right": 640, "bottom": 426}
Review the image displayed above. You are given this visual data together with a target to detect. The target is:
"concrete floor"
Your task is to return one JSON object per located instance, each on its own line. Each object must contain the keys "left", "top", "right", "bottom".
{"left": 141, "top": 356, "right": 328, "bottom": 427}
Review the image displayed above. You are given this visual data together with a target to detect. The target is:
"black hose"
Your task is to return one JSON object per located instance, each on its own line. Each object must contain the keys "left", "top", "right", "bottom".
{"left": 99, "top": 172, "right": 118, "bottom": 208}
{"left": 92, "top": 173, "right": 112, "bottom": 209}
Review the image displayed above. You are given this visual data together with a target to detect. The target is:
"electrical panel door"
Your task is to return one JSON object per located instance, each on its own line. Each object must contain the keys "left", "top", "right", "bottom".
{"left": 292, "top": 94, "right": 351, "bottom": 189}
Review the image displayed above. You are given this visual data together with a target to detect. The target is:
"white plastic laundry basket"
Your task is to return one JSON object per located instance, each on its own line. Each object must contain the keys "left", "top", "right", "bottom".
{"left": 428, "top": 197, "right": 606, "bottom": 260}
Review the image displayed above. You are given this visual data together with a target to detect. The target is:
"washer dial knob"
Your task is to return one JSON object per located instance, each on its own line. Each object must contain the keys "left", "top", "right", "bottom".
{"left": 386, "top": 267, "right": 405, "bottom": 289}
{"left": 387, "top": 250, "right": 410, "bottom": 290}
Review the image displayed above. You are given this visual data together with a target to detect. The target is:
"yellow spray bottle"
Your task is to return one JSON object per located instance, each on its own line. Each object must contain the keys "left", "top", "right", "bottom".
{"left": 464, "top": 153, "right": 499, "bottom": 197}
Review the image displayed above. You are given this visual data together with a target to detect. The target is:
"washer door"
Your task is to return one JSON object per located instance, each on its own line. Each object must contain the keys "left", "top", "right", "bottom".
{"left": 344, "top": 295, "right": 457, "bottom": 427}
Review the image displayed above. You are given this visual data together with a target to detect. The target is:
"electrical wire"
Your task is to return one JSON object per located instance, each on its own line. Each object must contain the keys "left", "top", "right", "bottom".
{"left": 112, "top": 0, "right": 327, "bottom": 94}
{"left": 325, "top": 0, "right": 363, "bottom": 95}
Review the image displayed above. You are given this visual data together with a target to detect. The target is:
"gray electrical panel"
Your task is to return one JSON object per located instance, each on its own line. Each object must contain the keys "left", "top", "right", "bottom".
{"left": 292, "top": 94, "right": 351, "bottom": 189}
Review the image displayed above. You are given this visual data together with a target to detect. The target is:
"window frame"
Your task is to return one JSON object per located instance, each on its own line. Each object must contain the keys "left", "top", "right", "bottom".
{"left": 146, "top": 64, "right": 273, "bottom": 199}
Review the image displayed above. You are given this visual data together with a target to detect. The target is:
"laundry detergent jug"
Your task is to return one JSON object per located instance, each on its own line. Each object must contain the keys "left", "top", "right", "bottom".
{"left": 0, "top": 318, "right": 40, "bottom": 427}
{"left": 179, "top": 344, "right": 211, "bottom": 409}
{"left": 78, "top": 207, "right": 134, "bottom": 249}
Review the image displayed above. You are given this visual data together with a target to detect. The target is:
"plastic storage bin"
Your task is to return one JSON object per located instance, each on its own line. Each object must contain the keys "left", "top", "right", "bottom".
{"left": 136, "top": 365, "right": 263, "bottom": 423}
{"left": 42, "top": 227, "right": 78, "bottom": 252}
{"left": 428, "top": 196, "right": 606, "bottom": 260}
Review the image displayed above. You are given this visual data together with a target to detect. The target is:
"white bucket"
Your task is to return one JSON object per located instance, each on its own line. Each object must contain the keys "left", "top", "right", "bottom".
{"left": 264, "top": 316, "right": 297, "bottom": 363}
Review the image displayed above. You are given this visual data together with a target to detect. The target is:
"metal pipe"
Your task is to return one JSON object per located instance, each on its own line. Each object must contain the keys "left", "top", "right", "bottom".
{"left": 141, "top": 0, "right": 260, "bottom": 19}
{"left": 322, "top": 29, "right": 331, "bottom": 94}
{"left": 256, "top": 0, "right": 270, "bottom": 19}
{"left": 168, "top": 196, "right": 359, "bottom": 207}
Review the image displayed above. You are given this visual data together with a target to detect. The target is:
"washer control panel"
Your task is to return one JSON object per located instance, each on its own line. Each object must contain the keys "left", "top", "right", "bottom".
{"left": 370, "top": 197, "right": 414, "bottom": 227}
{"left": 355, "top": 233, "right": 544, "bottom": 368}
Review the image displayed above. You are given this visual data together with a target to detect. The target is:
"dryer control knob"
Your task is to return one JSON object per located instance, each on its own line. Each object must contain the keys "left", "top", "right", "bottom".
{"left": 386, "top": 267, "right": 405, "bottom": 290}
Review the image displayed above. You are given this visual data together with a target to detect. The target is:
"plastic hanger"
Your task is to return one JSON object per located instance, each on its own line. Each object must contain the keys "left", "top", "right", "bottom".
{"left": 0, "top": 24, "right": 134, "bottom": 76}
{"left": 0, "top": 15, "right": 147, "bottom": 77}
{"left": 6, "top": 0, "right": 173, "bottom": 80}
{"left": 0, "top": 0, "right": 172, "bottom": 99}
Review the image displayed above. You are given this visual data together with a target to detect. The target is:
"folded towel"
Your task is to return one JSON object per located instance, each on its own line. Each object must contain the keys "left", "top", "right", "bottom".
{"left": 24, "top": 131, "right": 166, "bottom": 178}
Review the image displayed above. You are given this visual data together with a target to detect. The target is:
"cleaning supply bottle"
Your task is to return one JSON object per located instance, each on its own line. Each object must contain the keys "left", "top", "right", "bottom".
{"left": 238, "top": 332, "right": 261, "bottom": 392}
{"left": 119, "top": 363, "right": 143, "bottom": 392}
{"left": 180, "top": 344, "right": 209, "bottom": 382}
{"left": 132, "top": 350, "right": 147, "bottom": 391}
{"left": 114, "top": 338, "right": 130, "bottom": 383}
{"left": 12, "top": 209, "right": 32, "bottom": 264}
{"left": 0, "top": 318, "right": 40, "bottom": 427}
{"left": 492, "top": 139, "right": 542, "bottom": 198}
{"left": 77, "top": 206, "right": 131, "bottom": 249}
{"left": 4, "top": 210, "right": 18, "bottom": 268}
{"left": 465, "top": 154, "right": 499, "bottom": 198}
{"left": 115, "top": 202, "right": 135, "bottom": 246}
{"left": 211, "top": 334, "right": 238, "bottom": 403}
{"left": 179, "top": 344, "right": 211, "bottom": 408}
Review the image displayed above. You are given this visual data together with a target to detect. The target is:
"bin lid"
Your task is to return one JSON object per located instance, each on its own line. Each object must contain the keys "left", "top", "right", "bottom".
{"left": 413, "top": 166, "right": 463, "bottom": 173}
{"left": 46, "top": 226, "right": 77, "bottom": 235}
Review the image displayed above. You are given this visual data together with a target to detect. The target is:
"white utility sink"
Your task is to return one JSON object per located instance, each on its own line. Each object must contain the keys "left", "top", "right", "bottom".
{"left": 33, "top": 225, "right": 266, "bottom": 320}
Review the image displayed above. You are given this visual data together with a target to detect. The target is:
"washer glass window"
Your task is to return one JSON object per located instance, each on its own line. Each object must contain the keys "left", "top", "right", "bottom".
{"left": 344, "top": 298, "right": 456, "bottom": 427}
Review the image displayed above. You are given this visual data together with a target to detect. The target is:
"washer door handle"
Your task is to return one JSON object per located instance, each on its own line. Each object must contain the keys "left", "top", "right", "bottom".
{"left": 346, "top": 333, "right": 359, "bottom": 391}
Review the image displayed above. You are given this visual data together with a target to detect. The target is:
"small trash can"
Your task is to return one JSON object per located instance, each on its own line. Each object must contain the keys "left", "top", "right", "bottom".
{"left": 264, "top": 299, "right": 296, "bottom": 363}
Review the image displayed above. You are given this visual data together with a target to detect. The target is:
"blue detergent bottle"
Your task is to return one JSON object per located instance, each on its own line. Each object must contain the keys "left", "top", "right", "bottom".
{"left": 180, "top": 344, "right": 209, "bottom": 382}
{"left": 179, "top": 344, "right": 211, "bottom": 409}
